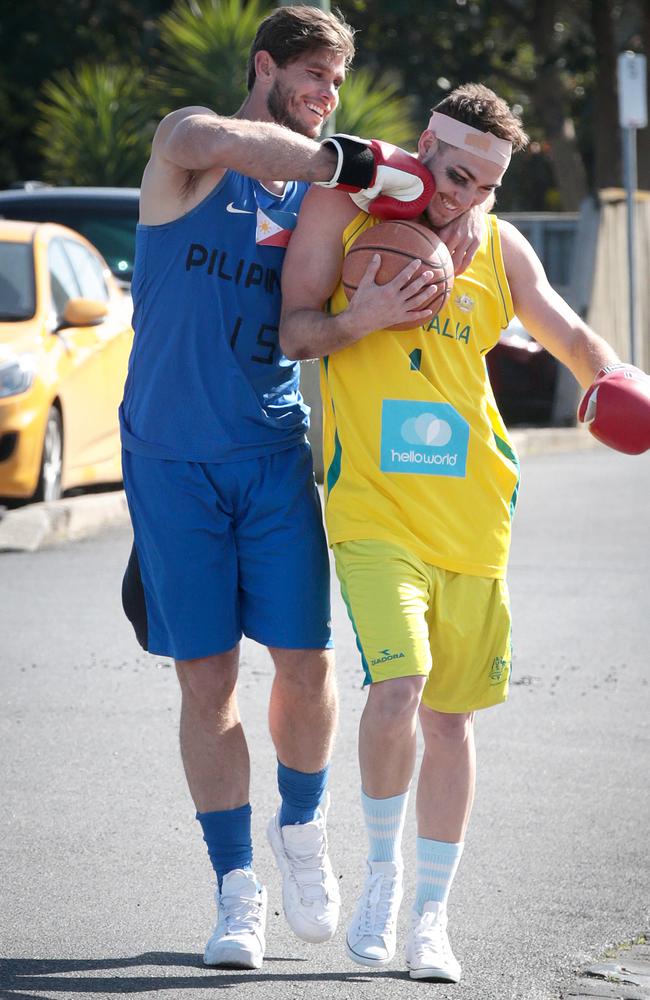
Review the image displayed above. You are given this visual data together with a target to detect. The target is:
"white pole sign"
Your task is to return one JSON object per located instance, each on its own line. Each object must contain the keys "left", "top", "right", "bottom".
{"left": 617, "top": 52, "right": 647, "bottom": 128}
{"left": 617, "top": 52, "right": 646, "bottom": 365}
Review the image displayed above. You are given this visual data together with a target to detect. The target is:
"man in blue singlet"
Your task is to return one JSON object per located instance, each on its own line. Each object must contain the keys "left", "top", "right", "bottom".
{"left": 118, "top": 4, "right": 453, "bottom": 970}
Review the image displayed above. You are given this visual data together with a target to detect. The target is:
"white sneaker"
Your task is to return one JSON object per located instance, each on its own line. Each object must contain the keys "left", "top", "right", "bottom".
{"left": 203, "top": 869, "right": 267, "bottom": 969}
{"left": 267, "top": 793, "right": 340, "bottom": 943}
{"left": 405, "top": 901, "right": 461, "bottom": 982}
{"left": 346, "top": 859, "right": 403, "bottom": 967}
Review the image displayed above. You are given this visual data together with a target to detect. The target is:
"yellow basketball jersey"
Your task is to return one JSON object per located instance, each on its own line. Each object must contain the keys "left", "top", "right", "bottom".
{"left": 321, "top": 211, "right": 518, "bottom": 579}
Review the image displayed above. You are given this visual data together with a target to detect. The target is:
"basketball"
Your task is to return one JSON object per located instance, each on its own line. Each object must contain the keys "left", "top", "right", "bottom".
{"left": 341, "top": 220, "right": 454, "bottom": 331}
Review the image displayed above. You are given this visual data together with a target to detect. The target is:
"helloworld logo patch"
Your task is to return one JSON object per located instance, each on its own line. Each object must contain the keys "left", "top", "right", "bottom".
{"left": 380, "top": 399, "right": 469, "bottom": 477}
{"left": 401, "top": 412, "right": 453, "bottom": 447}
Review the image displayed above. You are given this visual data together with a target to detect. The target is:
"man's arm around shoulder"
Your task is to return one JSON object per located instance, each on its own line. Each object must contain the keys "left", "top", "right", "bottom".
{"left": 140, "top": 106, "right": 226, "bottom": 225}
{"left": 280, "top": 187, "right": 363, "bottom": 360}
{"left": 280, "top": 188, "right": 438, "bottom": 360}
{"left": 145, "top": 107, "right": 319, "bottom": 219}
{"left": 140, "top": 107, "right": 340, "bottom": 226}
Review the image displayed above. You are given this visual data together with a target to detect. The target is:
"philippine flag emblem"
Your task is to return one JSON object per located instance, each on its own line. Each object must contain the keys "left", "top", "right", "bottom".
{"left": 256, "top": 207, "right": 297, "bottom": 247}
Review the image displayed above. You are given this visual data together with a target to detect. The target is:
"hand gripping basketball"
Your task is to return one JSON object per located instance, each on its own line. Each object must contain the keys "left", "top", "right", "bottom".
{"left": 341, "top": 220, "right": 454, "bottom": 331}
{"left": 317, "top": 134, "right": 435, "bottom": 220}
{"left": 577, "top": 363, "right": 650, "bottom": 454}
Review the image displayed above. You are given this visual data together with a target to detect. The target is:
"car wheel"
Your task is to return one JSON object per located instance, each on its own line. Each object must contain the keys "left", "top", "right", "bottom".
{"left": 33, "top": 407, "right": 63, "bottom": 503}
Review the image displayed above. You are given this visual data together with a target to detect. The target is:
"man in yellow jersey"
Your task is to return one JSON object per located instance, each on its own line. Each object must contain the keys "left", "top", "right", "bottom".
{"left": 278, "top": 82, "right": 650, "bottom": 982}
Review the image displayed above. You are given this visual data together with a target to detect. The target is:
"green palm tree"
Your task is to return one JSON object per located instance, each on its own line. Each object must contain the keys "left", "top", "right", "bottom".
{"left": 35, "top": 64, "right": 155, "bottom": 186}
{"left": 336, "top": 68, "right": 419, "bottom": 150}
{"left": 155, "top": 0, "right": 417, "bottom": 144}
{"left": 155, "top": 0, "right": 271, "bottom": 115}
{"left": 33, "top": 2, "right": 419, "bottom": 187}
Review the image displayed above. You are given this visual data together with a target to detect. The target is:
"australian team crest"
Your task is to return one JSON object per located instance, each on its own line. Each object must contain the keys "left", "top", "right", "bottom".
{"left": 454, "top": 293, "right": 475, "bottom": 313}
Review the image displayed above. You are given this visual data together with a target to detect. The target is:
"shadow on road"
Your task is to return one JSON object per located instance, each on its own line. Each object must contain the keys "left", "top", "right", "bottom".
{"left": 0, "top": 952, "right": 409, "bottom": 996}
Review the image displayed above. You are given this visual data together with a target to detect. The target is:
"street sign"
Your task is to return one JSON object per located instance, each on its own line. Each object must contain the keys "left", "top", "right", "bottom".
{"left": 617, "top": 52, "right": 647, "bottom": 129}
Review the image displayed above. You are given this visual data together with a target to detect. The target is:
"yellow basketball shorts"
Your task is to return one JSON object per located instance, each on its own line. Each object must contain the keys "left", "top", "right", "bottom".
{"left": 333, "top": 538, "right": 512, "bottom": 713}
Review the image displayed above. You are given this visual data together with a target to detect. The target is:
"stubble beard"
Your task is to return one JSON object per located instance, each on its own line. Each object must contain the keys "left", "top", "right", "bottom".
{"left": 267, "top": 79, "right": 325, "bottom": 139}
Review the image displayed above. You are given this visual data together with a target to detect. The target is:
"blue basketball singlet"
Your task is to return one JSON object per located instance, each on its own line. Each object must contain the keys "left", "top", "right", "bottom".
{"left": 120, "top": 171, "right": 310, "bottom": 463}
{"left": 119, "top": 172, "right": 332, "bottom": 658}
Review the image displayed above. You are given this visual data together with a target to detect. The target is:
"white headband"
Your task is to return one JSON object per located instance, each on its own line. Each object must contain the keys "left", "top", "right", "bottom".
{"left": 428, "top": 111, "right": 512, "bottom": 168}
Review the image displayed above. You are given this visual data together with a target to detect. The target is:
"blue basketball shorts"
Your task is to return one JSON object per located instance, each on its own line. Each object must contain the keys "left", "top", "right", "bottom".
{"left": 121, "top": 443, "right": 332, "bottom": 660}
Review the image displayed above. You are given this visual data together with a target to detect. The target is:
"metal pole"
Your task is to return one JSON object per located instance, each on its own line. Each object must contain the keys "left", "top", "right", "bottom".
{"left": 617, "top": 51, "right": 646, "bottom": 367}
{"left": 622, "top": 125, "right": 638, "bottom": 365}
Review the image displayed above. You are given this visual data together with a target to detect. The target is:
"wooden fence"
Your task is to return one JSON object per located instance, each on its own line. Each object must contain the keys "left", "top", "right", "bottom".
{"left": 586, "top": 188, "right": 650, "bottom": 372}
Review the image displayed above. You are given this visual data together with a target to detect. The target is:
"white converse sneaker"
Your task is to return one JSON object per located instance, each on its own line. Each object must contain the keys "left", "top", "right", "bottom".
{"left": 405, "top": 901, "right": 461, "bottom": 982}
{"left": 345, "top": 859, "right": 403, "bottom": 967}
{"left": 267, "top": 793, "right": 340, "bottom": 943}
{"left": 203, "top": 869, "right": 267, "bottom": 969}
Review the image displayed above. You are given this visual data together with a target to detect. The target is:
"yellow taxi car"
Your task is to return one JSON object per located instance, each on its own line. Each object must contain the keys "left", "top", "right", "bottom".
{"left": 0, "top": 220, "right": 132, "bottom": 502}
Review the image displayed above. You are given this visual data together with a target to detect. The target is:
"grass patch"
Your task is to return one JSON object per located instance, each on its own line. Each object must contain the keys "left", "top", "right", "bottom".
{"left": 603, "top": 933, "right": 647, "bottom": 959}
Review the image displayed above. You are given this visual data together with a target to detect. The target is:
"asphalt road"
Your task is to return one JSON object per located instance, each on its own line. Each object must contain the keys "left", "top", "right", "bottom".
{"left": 1, "top": 446, "right": 649, "bottom": 1000}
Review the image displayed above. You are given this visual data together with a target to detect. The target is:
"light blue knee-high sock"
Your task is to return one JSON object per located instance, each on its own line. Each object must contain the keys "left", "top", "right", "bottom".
{"left": 415, "top": 836, "right": 464, "bottom": 913}
{"left": 361, "top": 788, "right": 409, "bottom": 862}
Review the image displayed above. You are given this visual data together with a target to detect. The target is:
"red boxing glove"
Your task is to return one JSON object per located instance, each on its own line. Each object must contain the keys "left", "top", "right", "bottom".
{"left": 317, "top": 133, "right": 434, "bottom": 220}
{"left": 577, "top": 363, "right": 650, "bottom": 454}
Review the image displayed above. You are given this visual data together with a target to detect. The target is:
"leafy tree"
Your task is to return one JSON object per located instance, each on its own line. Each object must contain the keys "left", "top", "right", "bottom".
{"left": 152, "top": 0, "right": 419, "bottom": 141}
{"left": 0, "top": 0, "right": 170, "bottom": 186}
{"left": 153, "top": 0, "right": 418, "bottom": 146}
{"left": 340, "top": 0, "right": 649, "bottom": 210}
{"left": 153, "top": 0, "right": 271, "bottom": 114}
{"left": 31, "top": 0, "right": 420, "bottom": 186}
{"left": 35, "top": 64, "right": 156, "bottom": 186}
{"left": 340, "top": 0, "right": 591, "bottom": 209}
{"left": 18, "top": 0, "right": 649, "bottom": 205}
{"left": 0, "top": 83, "right": 19, "bottom": 185}
{"left": 479, "top": 1, "right": 592, "bottom": 210}
{"left": 336, "top": 68, "right": 418, "bottom": 148}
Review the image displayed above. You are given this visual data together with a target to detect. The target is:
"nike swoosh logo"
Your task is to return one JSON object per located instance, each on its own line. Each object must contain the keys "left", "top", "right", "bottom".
{"left": 226, "top": 202, "right": 255, "bottom": 215}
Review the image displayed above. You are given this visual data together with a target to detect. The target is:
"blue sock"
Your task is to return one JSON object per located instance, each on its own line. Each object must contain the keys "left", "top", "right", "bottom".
{"left": 415, "top": 837, "right": 464, "bottom": 913}
{"left": 277, "top": 759, "right": 329, "bottom": 826}
{"left": 196, "top": 803, "right": 253, "bottom": 889}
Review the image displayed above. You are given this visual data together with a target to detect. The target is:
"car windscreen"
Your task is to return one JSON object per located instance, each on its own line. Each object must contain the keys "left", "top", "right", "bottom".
{"left": 0, "top": 203, "right": 137, "bottom": 282}
{"left": 0, "top": 242, "right": 35, "bottom": 320}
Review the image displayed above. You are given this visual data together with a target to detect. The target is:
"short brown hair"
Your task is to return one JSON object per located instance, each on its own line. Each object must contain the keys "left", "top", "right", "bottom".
{"left": 247, "top": 5, "right": 355, "bottom": 91}
{"left": 433, "top": 84, "right": 529, "bottom": 151}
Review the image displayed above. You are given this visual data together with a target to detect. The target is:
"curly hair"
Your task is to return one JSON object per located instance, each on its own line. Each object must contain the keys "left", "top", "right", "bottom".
{"left": 433, "top": 84, "right": 529, "bottom": 151}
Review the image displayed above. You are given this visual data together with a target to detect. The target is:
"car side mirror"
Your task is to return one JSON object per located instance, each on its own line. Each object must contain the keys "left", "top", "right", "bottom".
{"left": 61, "top": 297, "right": 108, "bottom": 328}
